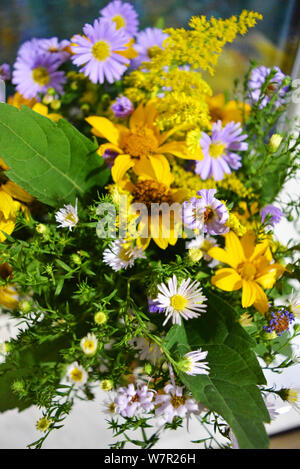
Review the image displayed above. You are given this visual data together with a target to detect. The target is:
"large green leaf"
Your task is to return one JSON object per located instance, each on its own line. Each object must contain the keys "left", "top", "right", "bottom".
{"left": 165, "top": 292, "right": 270, "bottom": 449}
{"left": 0, "top": 103, "right": 110, "bottom": 207}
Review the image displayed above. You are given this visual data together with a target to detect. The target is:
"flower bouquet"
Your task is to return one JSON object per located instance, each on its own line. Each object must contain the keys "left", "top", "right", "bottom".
{"left": 0, "top": 0, "right": 300, "bottom": 450}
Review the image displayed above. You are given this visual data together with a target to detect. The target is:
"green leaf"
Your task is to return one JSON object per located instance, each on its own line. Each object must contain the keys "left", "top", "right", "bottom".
{"left": 0, "top": 104, "right": 110, "bottom": 207}
{"left": 165, "top": 292, "right": 270, "bottom": 449}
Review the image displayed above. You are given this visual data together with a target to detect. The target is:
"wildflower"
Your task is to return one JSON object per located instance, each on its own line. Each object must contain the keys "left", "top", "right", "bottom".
{"left": 131, "top": 28, "right": 169, "bottom": 69}
{"left": 182, "top": 189, "right": 229, "bottom": 235}
{"left": 238, "top": 312, "right": 253, "bottom": 327}
{"left": 66, "top": 362, "right": 88, "bottom": 386}
{"left": 111, "top": 95, "right": 134, "bottom": 118}
{"left": 32, "top": 102, "right": 62, "bottom": 122}
{"left": 208, "top": 230, "right": 285, "bottom": 313}
{"left": 154, "top": 274, "right": 207, "bottom": 326}
{"left": 207, "top": 93, "right": 251, "bottom": 125}
{"left": 186, "top": 234, "right": 218, "bottom": 262}
{"left": 148, "top": 298, "right": 165, "bottom": 313}
{"left": 80, "top": 332, "right": 98, "bottom": 356}
{"left": 114, "top": 382, "right": 155, "bottom": 418}
{"left": 0, "top": 63, "right": 11, "bottom": 81}
{"left": 264, "top": 308, "right": 295, "bottom": 336}
{"left": 36, "top": 417, "right": 52, "bottom": 433}
{"left": 38, "top": 37, "right": 71, "bottom": 65}
{"left": 0, "top": 189, "right": 22, "bottom": 242}
{"left": 288, "top": 294, "right": 300, "bottom": 318}
{"left": 86, "top": 101, "right": 197, "bottom": 185}
{"left": 195, "top": 121, "right": 248, "bottom": 181}
{"left": 268, "top": 134, "right": 282, "bottom": 152}
{"left": 103, "top": 394, "right": 117, "bottom": 415}
{"left": 71, "top": 18, "right": 130, "bottom": 84}
{"left": 94, "top": 311, "right": 108, "bottom": 325}
{"left": 12, "top": 41, "right": 66, "bottom": 99}
{"left": 248, "top": 65, "right": 290, "bottom": 109}
{"left": 99, "top": 0, "right": 139, "bottom": 37}
{"left": 278, "top": 388, "right": 300, "bottom": 413}
{"left": 178, "top": 349, "right": 210, "bottom": 376}
{"left": 55, "top": 199, "right": 78, "bottom": 231}
{"left": 103, "top": 239, "right": 145, "bottom": 271}
{"left": 155, "top": 384, "right": 198, "bottom": 423}
{"left": 102, "top": 149, "right": 119, "bottom": 169}
{"left": 129, "top": 336, "right": 162, "bottom": 364}
{"left": 100, "top": 379, "right": 114, "bottom": 391}
{"left": 260, "top": 205, "right": 283, "bottom": 228}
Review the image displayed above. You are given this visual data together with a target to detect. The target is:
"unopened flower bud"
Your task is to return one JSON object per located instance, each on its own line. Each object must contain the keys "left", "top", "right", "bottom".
{"left": 268, "top": 134, "right": 282, "bottom": 152}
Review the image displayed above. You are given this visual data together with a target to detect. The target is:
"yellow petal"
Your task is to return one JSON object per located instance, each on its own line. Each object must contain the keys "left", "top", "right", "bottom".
{"left": 0, "top": 287, "right": 19, "bottom": 309}
{"left": 207, "top": 246, "right": 237, "bottom": 268}
{"left": 2, "top": 181, "right": 34, "bottom": 204}
{"left": 86, "top": 116, "right": 120, "bottom": 145}
{"left": 240, "top": 230, "right": 256, "bottom": 259}
{"left": 225, "top": 231, "right": 245, "bottom": 266}
{"left": 157, "top": 141, "right": 192, "bottom": 159}
{"left": 211, "top": 268, "right": 242, "bottom": 291}
{"left": 111, "top": 154, "right": 135, "bottom": 183}
{"left": 129, "top": 102, "right": 146, "bottom": 131}
{"left": 241, "top": 280, "right": 257, "bottom": 308}
{"left": 148, "top": 154, "right": 172, "bottom": 186}
{"left": 252, "top": 283, "right": 269, "bottom": 314}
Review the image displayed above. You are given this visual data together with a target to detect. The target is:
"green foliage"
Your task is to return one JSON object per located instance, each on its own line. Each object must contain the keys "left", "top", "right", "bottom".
{"left": 0, "top": 104, "right": 110, "bottom": 207}
{"left": 165, "top": 292, "right": 270, "bottom": 449}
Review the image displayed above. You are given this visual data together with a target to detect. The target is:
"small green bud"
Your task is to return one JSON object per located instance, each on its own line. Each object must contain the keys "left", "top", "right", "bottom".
{"left": 11, "top": 380, "right": 25, "bottom": 395}
{"left": 262, "top": 331, "right": 277, "bottom": 341}
{"left": 100, "top": 379, "right": 114, "bottom": 391}
{"left": 94, "top": 311, "right": 107, "bottom": 325}
{"left": 70, "top": 253, "right": 82, "bottom": 265}
{"left": 268, "top": 134, "right": 282, "bottom": 152}
{"left": 294, "top": 324, "right": 300, "bottom": 333}
{"left": 0, "top": 341, "right": 11, "bottom": 355}
{"left": 80, "top": 103, "right": 90, "bottom": 113}
{"left": 47, "top": 87, "right": 56, "bottom": 96}
{"left": 144, "top": 363, "right": 152, "bottom": 375}
{"left": 50, "top": 99, "right": 61, "bottom": 111}
{"left": 19, "top": 300, "right": 32, "bottom": 314}
{"left": 36, "top": 223, "right": 47, "bottom": 235}
{"left": 70, "top": 81, "right": 79, "bottom": 91}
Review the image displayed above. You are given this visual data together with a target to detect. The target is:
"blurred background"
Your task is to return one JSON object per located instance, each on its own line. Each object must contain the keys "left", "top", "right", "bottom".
{"left": 1, "top": 0, "right": 300, "bottom": 93}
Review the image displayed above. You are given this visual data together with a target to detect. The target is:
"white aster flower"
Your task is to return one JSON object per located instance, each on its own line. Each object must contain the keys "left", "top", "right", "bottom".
{"left": 102, "top": 393, "right": 117, "bottom": 416}
{"left": 288, "top": 293, "right": 300, "bottom": 318}
{"left": 80, "top": 332, "right": 98, "bottom": 356}
{"left": 154, "top": 274, "right": 207, "bottom": 326}
{"left": 103, "top": 239, "right": 146, "bottom": 272}
{"left": 66, "top": 361, "right": 88, "bottom": 386}
{"left": 55, "top": 199, "right": 78, "bottom": 231}
{"left": 129, "top": 336, "right": 162, "bottom": 364}
{"left": 155, "top": 384, "right": 198, "bottom": 424}
{"left": 179, "top": 349, "right": 210, "bottom": 376}
{"left": 186, "top": 234, "right": 218, "bottom": 262}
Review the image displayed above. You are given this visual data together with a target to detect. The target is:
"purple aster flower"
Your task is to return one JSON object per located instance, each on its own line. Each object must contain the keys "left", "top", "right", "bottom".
{"left": 195, "top": 121, "right": 248, "bottom": 181}
{"left": 155, "top": 384, "right": 198, "bottom": 424}
{"left": 260, "top": 204, "right": 283, "bottom": 228}
{"left": 148, "top": 298, "right": 165, "bottom": 314}
{"left": 71, "top": 18, "right": 130, "bottom": 84}
{"left": 111, "top": 95, "right": 134, "bottom": 117}
{"left": 0, "top": 64, "right": 11, "bottom": 81}
{"left": 38, "top": 37, "right": 71, "bottom": 65}
{"left": 248, "top": 65, "right": 290, "bottom": 109}
{"left": 102, "top": 149, "right": 119, "bottom": 169}
{"left": 131, "top": 28, "right": 169, "bottom": 69}
{"left": 180, "top": 349, "right": 210, "bottom": 376}
{"left": 12, "top": 45, "right": 66, "bottom": 99}
{"left": 100, "top": 0, "right": 139, "bottom": 37}
{"left": 264, "top": 308, "right": 295, "bottom": 336}
{"left": 182, "top": 189, "right": 229, "bottom": 235}
{"left": 114, "top": 382, "right": 155, "bottom": 418}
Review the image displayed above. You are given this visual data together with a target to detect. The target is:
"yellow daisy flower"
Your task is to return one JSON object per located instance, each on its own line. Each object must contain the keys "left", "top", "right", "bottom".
{"left": 207, "top": 93, "right": 251, "bottom": 126}
{"left": 86, "top": 101, "right": 203, "bottom": 185}
{"left": 208, "top": 230, "right": 285, "bottom": 314}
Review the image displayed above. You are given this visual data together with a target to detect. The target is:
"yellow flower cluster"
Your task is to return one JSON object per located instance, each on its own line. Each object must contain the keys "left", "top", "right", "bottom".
{"left": 171, "top": 162, "right": 253, "bottom": 200}
{"left": 124, "top": 11, "right": 262, "bottom": 130}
